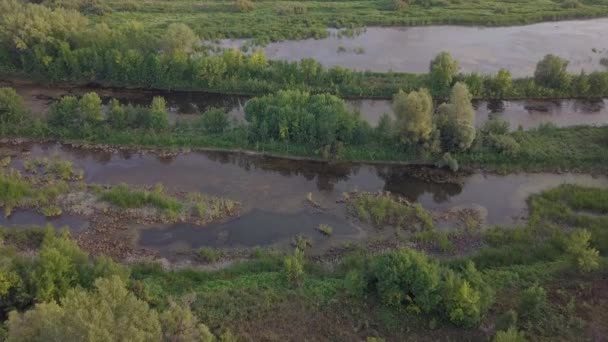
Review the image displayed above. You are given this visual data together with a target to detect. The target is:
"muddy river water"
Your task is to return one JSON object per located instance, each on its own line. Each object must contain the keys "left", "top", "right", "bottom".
{"left": 3, "top": 143, "right": 607, "bottom": 255}
{"left": 216, "top": 19, "right": 608, "bottom": 76}
{"left": 6, "top": 81, "right": 608, "bottom": 130}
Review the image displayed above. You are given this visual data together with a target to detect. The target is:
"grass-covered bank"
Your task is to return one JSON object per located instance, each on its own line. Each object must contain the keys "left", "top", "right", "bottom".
{"left": 0, "top": 184, "right": 606, "bottom": 340}
{"left": 104, "top": 0, "right": 608, "bottom": 42}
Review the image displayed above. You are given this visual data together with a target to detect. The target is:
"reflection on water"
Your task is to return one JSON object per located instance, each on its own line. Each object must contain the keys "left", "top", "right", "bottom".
{"left": 11, "top": 143, "right": 608, "bottom": 226}
{"left": 215, "top": 19, "right": 608, "bottom": 76}
{"left": 140, "top": 208, "right": 363, "bottom": 252}
{"left": 0, "top": 209, "right": 89, "bottom": 233}
{"left": 3, "top": 142, "right": 608, "bottom": 251}
{"left": 6, "top": 81, "right": 608, "bottom": 130}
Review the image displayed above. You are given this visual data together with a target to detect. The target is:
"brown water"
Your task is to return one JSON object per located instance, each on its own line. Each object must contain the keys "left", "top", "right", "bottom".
{"left": 5, "top": 143, "right": 608, "bottom": 253}
{"left": 216, "top": 19, "right": 608, "bottom": 76}
{"left": 6, "top": 81, "right": 608, "bottom": 130}
{"left": 0, "top": 209, "right": 89, "bottom": 233}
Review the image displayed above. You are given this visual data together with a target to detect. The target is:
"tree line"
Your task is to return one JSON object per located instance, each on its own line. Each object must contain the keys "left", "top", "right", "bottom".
{"left": 1, "top": 1, "right": 608, "bottom": 99}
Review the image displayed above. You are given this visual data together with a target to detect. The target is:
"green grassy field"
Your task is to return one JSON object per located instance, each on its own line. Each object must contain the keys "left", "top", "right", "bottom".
{"left": 101, "top": 0, "right": 608, "bottom": 42}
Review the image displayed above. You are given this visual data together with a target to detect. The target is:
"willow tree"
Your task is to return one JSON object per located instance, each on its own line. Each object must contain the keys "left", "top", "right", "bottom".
{"left": 436, "top": 82, "right": 476, "bottom": 152}
{"left": 392, "top": 88, "right": 434, "bottom": 145}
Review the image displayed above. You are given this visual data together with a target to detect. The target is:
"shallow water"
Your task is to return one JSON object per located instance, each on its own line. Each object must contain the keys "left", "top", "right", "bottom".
{"left": 5, "top": 143, "right": 607, "bottom": 252}
{"left": 0, "top": 209, "right": 89, "bottom": 233}
{"left": 216, "top": 19, "right": 608, "bottom": 76}
{"left": 6, "top": 81, "right": 608, "bottom": 130}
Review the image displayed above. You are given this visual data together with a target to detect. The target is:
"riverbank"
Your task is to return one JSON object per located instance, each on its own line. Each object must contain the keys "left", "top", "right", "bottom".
{"left": 3, "top": 122, "right": 607, "bottom": 174}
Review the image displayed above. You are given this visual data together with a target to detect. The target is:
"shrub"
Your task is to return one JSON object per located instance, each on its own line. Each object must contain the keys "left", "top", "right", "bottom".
{"left": 561, "top": 0, "right": 581, "bottom": 8}
{"left": 392, "top": 88, "right": 434, "bottom": 144}
{"left": 435, "top": 152, "right": 459, "bottom": 172}
{"left": 236, "top": 0, "right": 254, "bottom": 12}
{"left": 494, "top": 327, "right": 527, "bottom": 342}
{"left": 0, "top": 88, "right": 26, "bottom": 125}
{"left": 481, "top": 117, "right": 510, "bottom": 136}
{"left": 487, "top": 134, "right": 521, "bottom": 157}
{"left": 565, "top": 229, "right": 600, "bottom": 272}
{"left": 199, "top": 108, "right": 229, "bottom": 134}
{"left": 436, "top": 83, "right": 476, "bottom": 152}
{"left": 245, "top": 90, "right": 360, "bottom": 151}
{"left": 198, "top": 247, "right": 222, "bottom": 263}
{"left": 393, "top": 0, "right": 408, "bottom": 10}
{"left": 317, "top": 224, "right": 333, "bottom": 236}
{"left": 371, "top": 249, "right": 442, "bottom": 312}
{"left": 519, "top": 285, "right": 547, "bottom": 323}
{"left": 441, "top": 270, "right": 483, "bottom": 327}
{"left": 284, "top": 248, "right": 305, "bottom": 286}
{"left": 534, "top": 54, "right": 570, "bottom": 90}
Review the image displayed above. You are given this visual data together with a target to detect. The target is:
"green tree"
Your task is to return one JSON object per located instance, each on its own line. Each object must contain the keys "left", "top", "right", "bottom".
{"left": 161, "top": 23, "right": 198, "bottom": 55}
{"left": 78, "top": 92, "right": 103, "bottom": 125}
{"left": 6, "top": 276, "right": 162, "bottom": 342}
{"left": 429, "top": 52, "right": 459, "bottom": 96}
{"left": 518, "top": 285, "right": 546, "bottom": 323}
{"left": 436, "top": 82, "right": 476, "bottom": 151}
{"left": 160, "top": 294, "right": 215, "bottom": 342}
{"left": 392, "top": 88, "right": 434, "bottom": 144}
{"left": 534, "top": 54, "right": 570, "bottom": 89}
{"left": 199, "top": 108, "right": 229, "bottom": 134}
{"left": 0, "top": 87, "right": 26, "bottom": 126}
{"left": 371, "top": 248, "right": 442, "bottom": 313}
{"left": 30, "top": 230, "right": 88, "bottom": 302}
{"left": 487, "top": 69, "right": 512, "bottom": 98}
{"left": 107, "top": 99, "right": 129, "bottom": 129}
{"left": 284, "top": 248, "right": 305, "bottom": 286}
{"left": 48, "top": 96, "right": 80, "bottom": 130}
{"left": 565, "top": 229, "right": 600, "bottom": 272}
{"left": 144, "top": 96, "right": 169, "bottom": 130}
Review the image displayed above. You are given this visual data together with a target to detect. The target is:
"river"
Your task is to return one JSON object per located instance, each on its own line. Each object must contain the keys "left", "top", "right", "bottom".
{"left": 215, "top": 19, "right": 608, "bottom": 76}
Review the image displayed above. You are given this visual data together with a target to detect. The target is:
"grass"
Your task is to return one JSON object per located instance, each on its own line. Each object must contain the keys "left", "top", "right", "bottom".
{"left": 101, "top": 183, "right": 183, "bottom": 216}
{"left": 317, "top": 224, "right": 333, "bottom": 236}
{"left": 197, "top": 247, "right": 222, "bottom": 263}
{"left": 101, "top": 0, "right": 608, "bottom": 42}
{"left": 348, "top": 192, "right": 435, "bottom": 231}
{"left": 100, "top": 183, "right": 240, "bottom": 222}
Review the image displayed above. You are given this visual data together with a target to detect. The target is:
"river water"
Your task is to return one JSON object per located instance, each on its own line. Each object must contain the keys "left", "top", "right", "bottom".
{"left": 216, "top": 19, "right": 608, "bottom": 76}
{"left": 3, "top": 143, "right": 607, "bottom": 254}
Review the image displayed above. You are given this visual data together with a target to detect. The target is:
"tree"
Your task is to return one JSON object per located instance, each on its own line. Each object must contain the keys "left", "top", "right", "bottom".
{"left": 534, "top": 54, "right": 570, "bottom": 89}
{"left": 487, "top": 69, "right": 512, "bottom": 98}
{"left": 199, "top": 108, "right": 229, "bottom": 134}
{"left": 565, "top": 229, "right": 600, "bottom": 272}
{"left": 6, "top": 276, "right": 162, "bottom": 342}
{"left": 30, "top": 230, "right": 89, "bottom": 302}
{"left": 436, "top": 82, "right": 476, "bottom": 151}
{"left": 145, "top": 96, "right": 169, "bottom": 130}
{"left": 284, "top": 248, "right": 305, "bottom": 286}
{"left": 107, "top": 99, "right": 128, "bottom": 129}
{"left": 429, "top": 52, "right": 459, "bottom": 96}
{"left": 392, "top": 88, "right": 434, "bottom": 145}
{"left": 160, "top": 294, "right": 214, "bottom": 342}
{"left": 0, "top": 87, "right": 26, "bottom": 125}
{"left": 48, "top": 96, "right": 80, "bottom": 130}
{"left": 161, "top": 23, "right": 198, "bottom": 55}
{"left": 78, "top": 92, "right": 103, "bottom": 124}
{"left": 371, "top": 248, "right": 442, "bottom": 313}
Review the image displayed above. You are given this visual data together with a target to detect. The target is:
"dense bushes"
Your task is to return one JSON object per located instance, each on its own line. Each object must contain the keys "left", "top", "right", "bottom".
{"left": 0, "top": 229, "right": 218, "bottom": 341}
{"left": 368, "top": 248, "right": 493, "bottom": 327}
{"left": 245, "top": 90, "right": 360, "bottom": 151}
